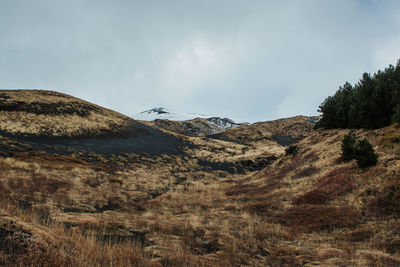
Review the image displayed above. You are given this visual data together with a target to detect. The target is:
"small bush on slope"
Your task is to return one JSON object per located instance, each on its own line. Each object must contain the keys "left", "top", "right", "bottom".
{"left": 341, "top": 133, "right": 356, "bottom": 162}
{"left": 341, "top": 134, "right": 378, "bottom": 168}
{"left": 355, "top": 138, "right": 378, "bottom": 168}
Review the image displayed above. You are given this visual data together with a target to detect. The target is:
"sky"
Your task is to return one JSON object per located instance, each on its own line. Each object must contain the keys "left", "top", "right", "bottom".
{"left": 1, "top": 0, "right": 400, "bottom": 122}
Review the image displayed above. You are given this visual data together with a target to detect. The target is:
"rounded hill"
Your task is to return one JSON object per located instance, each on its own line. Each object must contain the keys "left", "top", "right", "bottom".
{"left": 0, "top": 90, "right": 142, "bottom": 137}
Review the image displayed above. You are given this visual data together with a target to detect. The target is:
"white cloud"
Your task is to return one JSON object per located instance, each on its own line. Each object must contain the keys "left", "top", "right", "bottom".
{"left": 1, "top": 0, "right": 400, "bottom": 122}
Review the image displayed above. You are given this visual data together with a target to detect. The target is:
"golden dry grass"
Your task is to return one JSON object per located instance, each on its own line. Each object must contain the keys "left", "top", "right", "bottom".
{"left": 0, "top": 90, "right": 133, "bottom": 136}
{"left": 1, "top": 90, "right": 400, "bottom": 266}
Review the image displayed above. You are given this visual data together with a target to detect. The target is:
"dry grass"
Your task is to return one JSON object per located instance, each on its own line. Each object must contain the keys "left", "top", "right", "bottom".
{"left": 0, "top": 212, "right": 154, "bottom": 267}
{"left": 2, "top": 91, "right": 400, "bottom": 265}
{"left": 291, "top": 165, "right": 320, "bottom": 179}
{"left": 367, "top": 179, "right": 400, "bottom": 217}
{"left": 380, "top": 125, "right": 400, "bottom": 148}
{"left": 292, "top": 189, "right": 329, "bottom": 205}
{"left": 0, "top": 90, "right": 133, "bottom": 136}
{"left": 274, "top": 204, "right": 362, "bottom": 231}
{"left": 214, "top": 115, "right": 315, "bottom": 145}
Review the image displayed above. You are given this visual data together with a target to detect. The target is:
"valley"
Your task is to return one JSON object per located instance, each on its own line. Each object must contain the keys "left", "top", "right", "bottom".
{"left": 0, "top": 90, "right": 400, "bottom": 266}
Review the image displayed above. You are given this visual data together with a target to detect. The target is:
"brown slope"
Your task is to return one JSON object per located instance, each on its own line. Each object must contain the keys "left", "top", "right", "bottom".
{"left": 224, "top": 125, "right": 400, "bottom": 265}
{"left": 209, "top": 115, "right": 317, "bottom": 146}
{"left": 1, "top": 113, "right": 400, "bottom": 265}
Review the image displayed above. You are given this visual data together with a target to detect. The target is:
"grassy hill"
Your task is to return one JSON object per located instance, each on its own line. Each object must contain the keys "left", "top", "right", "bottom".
{"left": 0, "top": 89, "right": 136, "bottom": 137}
{"left": 0, "top": 90, "right": 400, "bottom": 266}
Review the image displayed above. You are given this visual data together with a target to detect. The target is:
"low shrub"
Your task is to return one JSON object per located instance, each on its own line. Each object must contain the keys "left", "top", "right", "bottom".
{"left": 341, "top": 134, "right": 378, "bottom": 168}
{"left": 341, "top": 133, "right": 356, "bottom": 162}
{"left": 355, "top": 138, "right": 378, "bottom": 168}
{"left": 285, "top": 145, "right": 298, "bottom": 156}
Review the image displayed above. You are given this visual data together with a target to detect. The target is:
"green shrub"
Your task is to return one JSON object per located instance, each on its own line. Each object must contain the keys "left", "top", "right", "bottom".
{"left": 355, "top": 138, "right": 378, "bottom": 168}
{"left": 341, "top": 133, "right": 356, "bottom": 162}
{"left": 341, "top": 134, "right": 378, "bottom": 168}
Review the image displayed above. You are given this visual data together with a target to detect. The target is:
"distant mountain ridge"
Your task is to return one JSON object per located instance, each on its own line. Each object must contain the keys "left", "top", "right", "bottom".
{"left": 134, "top": 107, "right": 247, "bottom": 136}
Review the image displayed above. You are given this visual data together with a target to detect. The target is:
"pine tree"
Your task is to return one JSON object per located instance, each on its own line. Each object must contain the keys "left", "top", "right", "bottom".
{"left": 392, "top": 104, "right": 400, "bottom": 125}
{"left": 317, "top": 60, "right": 400, "bottom": 130}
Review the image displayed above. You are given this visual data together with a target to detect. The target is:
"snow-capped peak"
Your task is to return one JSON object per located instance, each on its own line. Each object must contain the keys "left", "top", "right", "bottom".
{"left": 133, "top": 107, "right": 208, "bottom": 121}
{"left": 140, "top": 107, "right": 170, "bottom": 115}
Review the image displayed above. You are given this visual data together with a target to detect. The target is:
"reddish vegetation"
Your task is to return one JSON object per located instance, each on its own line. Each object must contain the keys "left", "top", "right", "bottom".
{"left": 336, "top": 227, "right": 374, "bottom": 242}
{"left": 315, "top": 174, "right": 356, "bottom": 197}
{"left": 292, "top": 189, "right": 329, "bottom": 205}
{"left": 292, "top": 167, "right": 357, "bottom": 206}
{"left": 266, "top": 246, "right": 303, "bottom": 266}
{"left": 274, "top": 205, "right": 361, "bottom": 231}
{"left": 226, "top": 168, "right": 291, "bottom": 197}
{"left": 3, "top": 90, "right": 400, "bottom": 266}
{"left": 368, "top": 179, "right": 400, "bottom": 217}
{"left": 6, "top": 175, "right": 72, "bottom": 198}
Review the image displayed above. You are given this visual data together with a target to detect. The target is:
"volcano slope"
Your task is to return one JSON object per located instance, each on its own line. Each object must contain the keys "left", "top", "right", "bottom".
{"left": 1, "top": 90, "right": 400, "bottom": 266}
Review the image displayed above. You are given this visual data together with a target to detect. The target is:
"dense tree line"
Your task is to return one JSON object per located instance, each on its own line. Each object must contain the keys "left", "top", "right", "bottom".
{"left": 316, "top": 60, "right": 400, "bottom": 129}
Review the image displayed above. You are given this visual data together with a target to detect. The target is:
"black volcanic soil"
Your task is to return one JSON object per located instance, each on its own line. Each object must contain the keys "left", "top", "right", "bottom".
{"left": 0, "top": 122, "right": 186, "bottom": 156}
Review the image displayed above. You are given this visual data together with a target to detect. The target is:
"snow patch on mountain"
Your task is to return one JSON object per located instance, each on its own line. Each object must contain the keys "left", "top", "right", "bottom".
{"left": 134, "top": 107, "right": 208, "bottom": 121}
{"left": 133, "top": 107, "right": 247, "bottom": 135}
{"left": 205, "top": 117, "right": 243, "bottom": 131}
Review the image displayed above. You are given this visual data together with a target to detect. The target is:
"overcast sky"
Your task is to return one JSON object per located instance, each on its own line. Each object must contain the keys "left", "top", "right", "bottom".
{"left": 1, "top": 1, "right": 400, "bottom": 122}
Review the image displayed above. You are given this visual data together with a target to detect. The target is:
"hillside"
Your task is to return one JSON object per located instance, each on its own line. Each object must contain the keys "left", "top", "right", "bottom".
{"left": 1, "top": 90, "right": 400, "bottom": 266}
{"left": 210, "top": 115, "right": 317, "bottom": 145}
{"left": 0, "top": 90, "right": 186, "bottom": 155}
{"left": 0, "top": 90, "right": 135, "bottom": 137}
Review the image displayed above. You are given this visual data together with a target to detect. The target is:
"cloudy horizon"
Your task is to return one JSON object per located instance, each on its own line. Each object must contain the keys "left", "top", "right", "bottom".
{"left": 1, "top": 0, "right": 400, "bottom": 122}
